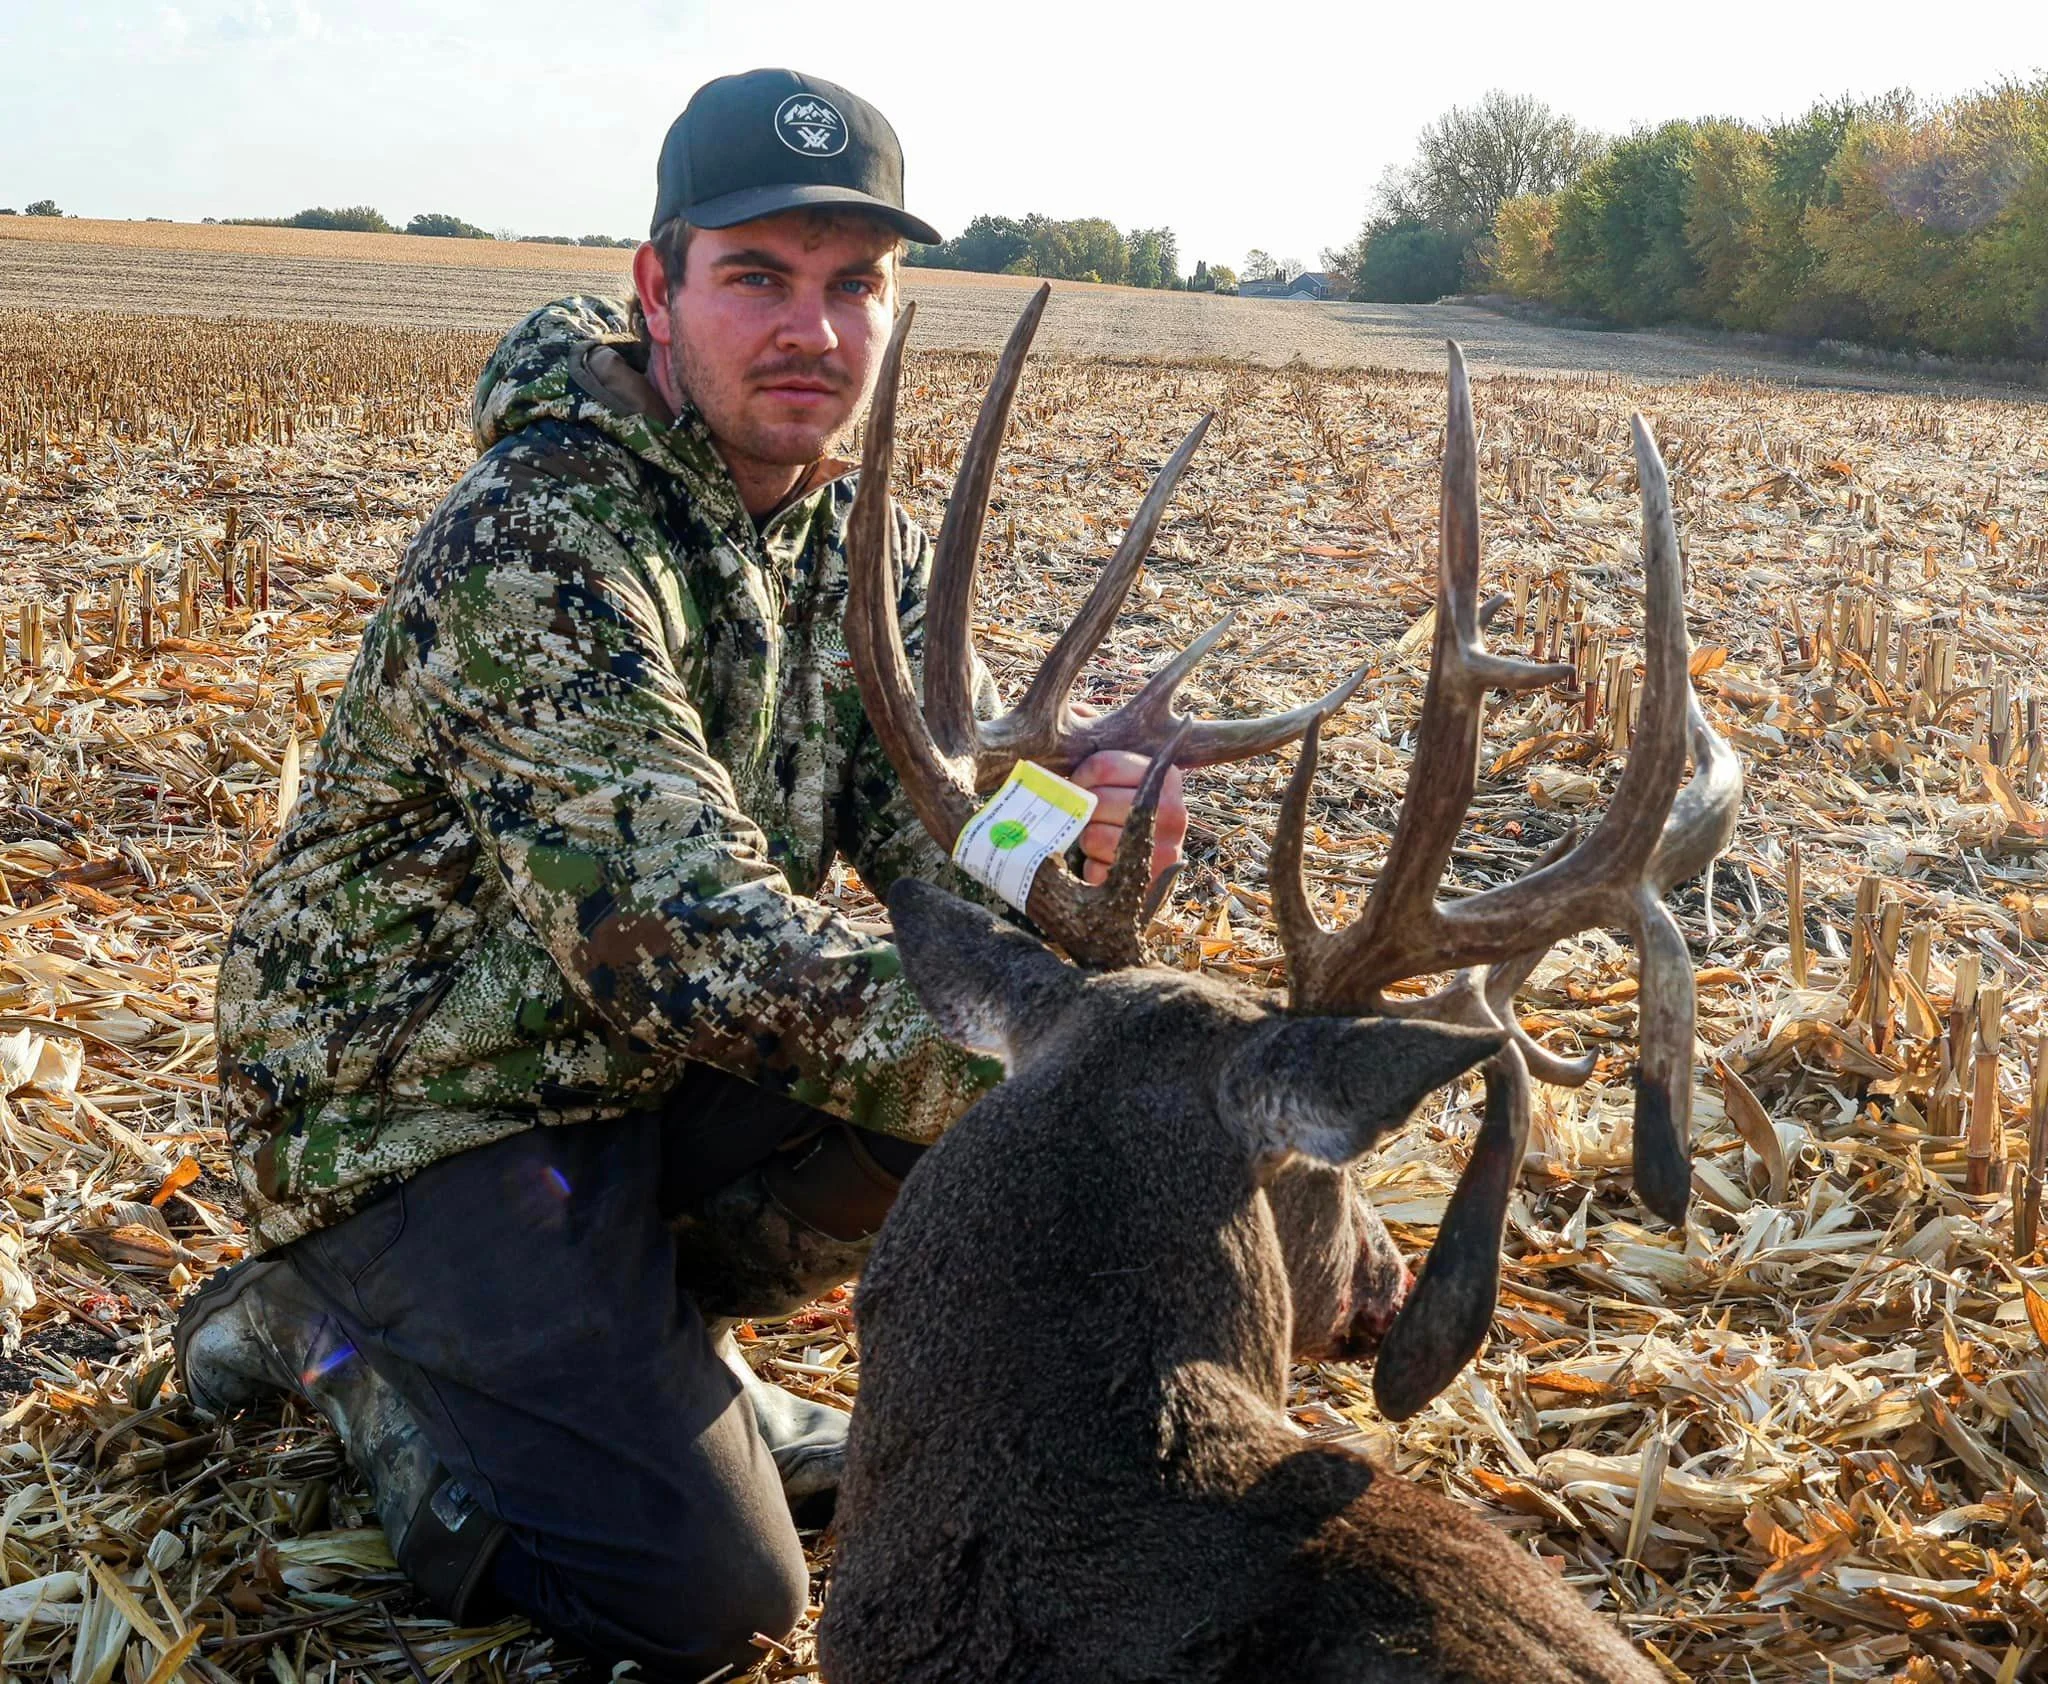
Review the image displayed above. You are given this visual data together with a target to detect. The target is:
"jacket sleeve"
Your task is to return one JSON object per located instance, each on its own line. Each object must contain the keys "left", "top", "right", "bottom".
{"left": 397, "top": 465, "right": 1001, "bottom": 1143}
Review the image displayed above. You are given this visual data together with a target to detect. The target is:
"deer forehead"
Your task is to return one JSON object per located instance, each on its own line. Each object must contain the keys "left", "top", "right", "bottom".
{"left": 1082, "top": 964, "right": 1272, "bottom": 1030}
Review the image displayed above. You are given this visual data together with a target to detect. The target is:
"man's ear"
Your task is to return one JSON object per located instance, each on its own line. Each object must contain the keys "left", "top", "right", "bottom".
{"left": 887, "top": 879, "right": 1085, "bottom": 1071}
{"left": 632, "top": 241, "right": 674, "bottom": 350}
{"left": 1217, "top": 1016, "right": 1506, "bottom": 1171}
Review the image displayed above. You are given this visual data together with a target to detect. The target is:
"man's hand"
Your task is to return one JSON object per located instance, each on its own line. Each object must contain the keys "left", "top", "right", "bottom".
{"left": 1069, "top": 752, "right": 1188, "bottom": 889}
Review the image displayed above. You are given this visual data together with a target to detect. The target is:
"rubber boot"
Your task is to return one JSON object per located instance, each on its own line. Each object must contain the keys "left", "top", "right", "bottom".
{"left": 672, "top": 1123, "right": 911, "bottom": 1508}
{"left": 175, "top": 1257, "right": 504, "bottom": 1619}
{"left": 710, "top": 1322, "right": 849, "bottom": 1502}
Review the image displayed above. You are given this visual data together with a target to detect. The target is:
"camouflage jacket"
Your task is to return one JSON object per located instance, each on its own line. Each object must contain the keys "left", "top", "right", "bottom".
{"left": 217, "top": 297, "right": 1001, "bottom": 1249}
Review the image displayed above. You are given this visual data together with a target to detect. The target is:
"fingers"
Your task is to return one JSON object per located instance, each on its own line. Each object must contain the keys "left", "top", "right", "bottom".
{"left": 1069, "top": 749, "right": 1151, "bottom": 788}
{"left": 1074, "top": 758, "right": 1188, "bottom": 887}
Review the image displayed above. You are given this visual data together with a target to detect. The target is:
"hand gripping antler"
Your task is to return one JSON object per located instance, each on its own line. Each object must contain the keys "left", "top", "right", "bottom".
{"left": 1271, "top": 344, "right": 1741, "bottom": 1418}
{"left": 846, "top": 288, "right": 1366, "bottom": 968}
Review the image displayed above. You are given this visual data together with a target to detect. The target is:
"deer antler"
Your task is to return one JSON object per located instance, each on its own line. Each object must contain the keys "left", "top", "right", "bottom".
{"left": 1269, "top": 344, "right": 1741, "bottom": 1418}
{"left": 847, "top": 288, "right": 1365, "bottom": 968}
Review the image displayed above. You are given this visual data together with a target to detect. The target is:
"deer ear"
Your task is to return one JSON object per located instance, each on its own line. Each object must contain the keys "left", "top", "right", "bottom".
{"left": 887, "top": 879, "right": 1085, "bottom": 1070}
{"left": 1218, "top": 1017, "right": 1505, "bottom": 1170}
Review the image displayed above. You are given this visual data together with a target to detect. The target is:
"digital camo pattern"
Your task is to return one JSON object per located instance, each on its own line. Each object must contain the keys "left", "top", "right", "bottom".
{"left": 217, "top": 296, "right": 1002, "bottom": 1249}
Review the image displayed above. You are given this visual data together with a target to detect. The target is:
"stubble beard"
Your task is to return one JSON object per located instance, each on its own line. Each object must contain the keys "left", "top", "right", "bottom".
{"left": 668, "top": 331, "right": 862, "bottom": 470}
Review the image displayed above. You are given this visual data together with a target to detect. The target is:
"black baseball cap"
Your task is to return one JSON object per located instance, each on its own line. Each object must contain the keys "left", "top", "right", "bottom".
{"left": 652, "top": 69, "right": 942, "bottom": 244}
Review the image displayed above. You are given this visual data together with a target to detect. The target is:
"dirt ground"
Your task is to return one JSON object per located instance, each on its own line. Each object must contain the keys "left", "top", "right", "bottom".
{"left": 0, "top": 215, "right": 2009, "bottom": 391}
{"left": 4, "top": 248, "right": 2048, "bottom": 1682}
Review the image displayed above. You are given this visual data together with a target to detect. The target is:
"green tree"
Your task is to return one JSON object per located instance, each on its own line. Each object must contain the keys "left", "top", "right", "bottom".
{"left": 1727, "top": 95, "right": 1884, "bottom": 336}
{"left": 909, "top": 212, "right": 1032, "bottom": 272}
{"left": 293, "top": 205, "right": 392, "bottom": 232}
{"left": 1354, "top": 222, "right": 1467, "bottom": 301}
{"left": 25, "top": 199, "right": 62, "bottom": 216}
{"left": 1350, "top": 93, "right": 1602, "bottom": 294}
{"left": 405, "top": 211, "right": 492, "bottom": 239}
{"left": 1127, "top": 226, "right": 1179, "bottom": 288}
{"left": 1479, "top": 77, "right": 2047, "bottom": 360}
{"left": 1807, "top": 80, "right": 2048, "bottom": 356}
{"left": 1682, "top": 120, "right": 1769, "bottom": 324}
{"left": 1064, "top": 218, "right": 1129, "bottom": 284}
{"left": 1552, "top": 121, "right": 1702, "bottom": 323}
{"left": 224, "top": 206, "right": 395, "bottom": 232}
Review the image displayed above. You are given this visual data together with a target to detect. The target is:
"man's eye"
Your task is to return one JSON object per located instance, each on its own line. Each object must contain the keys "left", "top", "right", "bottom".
{"left": 839, "top": 278, "right": 880, "bottom": 297}
{"left": 736, "top": 272, "right": 777, "bottom": 288}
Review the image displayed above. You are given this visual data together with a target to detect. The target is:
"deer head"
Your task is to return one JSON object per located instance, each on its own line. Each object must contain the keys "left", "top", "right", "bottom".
{"left": 845, "top": 286, "right": 1741, "bottom": 1417}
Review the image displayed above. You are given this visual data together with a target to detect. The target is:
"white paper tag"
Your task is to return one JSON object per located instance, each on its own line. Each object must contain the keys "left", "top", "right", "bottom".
{"left": 952, "top": 760, "right": 1098, "bottom": 914}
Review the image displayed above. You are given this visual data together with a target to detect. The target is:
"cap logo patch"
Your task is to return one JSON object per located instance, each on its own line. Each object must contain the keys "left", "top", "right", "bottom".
{"left": 775, "top": 94, "right": 848, "bottom": 157}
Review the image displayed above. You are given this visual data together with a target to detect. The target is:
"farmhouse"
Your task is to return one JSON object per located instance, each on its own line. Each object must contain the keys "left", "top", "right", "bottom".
{"left": 1237, "top": 269, "right": 1340, "bottom": 300}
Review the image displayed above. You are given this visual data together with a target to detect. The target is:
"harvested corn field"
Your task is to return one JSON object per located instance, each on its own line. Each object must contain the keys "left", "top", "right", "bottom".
{"left": 3, "top": 301, "right": 2048, "bottom": 1682}
{"left": 0, "top": 217, "right": 2012, "bottom": 386}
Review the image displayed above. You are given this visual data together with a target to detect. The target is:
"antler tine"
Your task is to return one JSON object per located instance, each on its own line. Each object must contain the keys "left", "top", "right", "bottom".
{"left": 926, "top": 282, "right": 1053, "bottom": 759}
{"left": 846, "top": 303, "right": 981, "bottom": 856}
{"left": 1621, "top": 690, "right": 1742, "bottom": 1222}
{"left": 1271, "top": 711, "right": 1335, "bottom": 970}
{"left": 1374, "top": 1046, "right": 1531, "bottom": 1421}
{"left": 1628, "top": 889, "right": 1697, "bottom": 1222}
{"left": 1073, "top": 616, "right": 1372, "bottom": 774}
{"left": 999, "top": 716, "right": 1191, "bottom": 971}
{"left": 985, "top": 414, "right": 1215, "bottom": 776}
{"left": 1289, "top": 392, "right": 1700, "bottom": 1005}
{"left": 1106, "top": 609, "right": 1239, "bottom": 737}
{"left": 1554, "top": 415, "right": 1695, "bottom": 872}
{"left": 1060, "top": 717, "right": 1193, "bottom": 965}
{"left": 1422, "top": 403, "right": 1695, "bottom": 955}
{"left": 1174, "top": 656, "right": 1375, "bottom": 770}
{"left": 909, "top": 285, "right": 1356, "bottom": 799}
{"left": 1483, "top": 941, "right": 1600, "bottom": 1087}
{"left": 1277, "top": 345, "right": 1573, "bottom": 1009}
{"left": 1652, "top": 690, "right": 1743, "bottom": 894}
{"left": 845, "top": 300, "right": 1198, "bottom": 970}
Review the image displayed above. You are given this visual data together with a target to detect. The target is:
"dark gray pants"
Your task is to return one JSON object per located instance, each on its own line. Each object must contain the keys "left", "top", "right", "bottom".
{"left": 283, "top": 1070, "right": 911, "bottom": 1678}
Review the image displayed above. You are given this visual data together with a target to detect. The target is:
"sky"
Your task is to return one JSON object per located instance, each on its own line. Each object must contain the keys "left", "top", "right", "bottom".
{"left": 3, "top": 0, "right": 2042, "bottom": 273}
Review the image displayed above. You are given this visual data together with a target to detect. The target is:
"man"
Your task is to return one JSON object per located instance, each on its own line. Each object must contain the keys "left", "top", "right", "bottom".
{"left": 174, "top": 68, "right": 1185, "bottom": 1676}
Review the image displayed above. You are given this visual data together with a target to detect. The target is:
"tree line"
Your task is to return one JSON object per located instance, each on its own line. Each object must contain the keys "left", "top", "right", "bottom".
{"left": 909, "top": 214, "right": 1226, "bottom": 290}
{"left": 1333, "top": 79, "right": 2048, "bottom": 362}
{"left": 216, "top": 206, "right": 635, "bottom": 245}
{"left": 1491, "top": 78, "right": 2047, "bottom": 360}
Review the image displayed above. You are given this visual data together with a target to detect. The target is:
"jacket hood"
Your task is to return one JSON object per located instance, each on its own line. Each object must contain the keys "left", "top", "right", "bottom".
{"left": 469, "top": 294, "right": 855, "bottom": 526}
{"left": 471, "top": 295, "right": 742, "bottom": 501}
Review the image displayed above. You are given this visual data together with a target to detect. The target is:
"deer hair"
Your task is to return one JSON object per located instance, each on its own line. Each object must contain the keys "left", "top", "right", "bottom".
{"left": 846, "top": 288, "right": 1741, "bottom": 1416}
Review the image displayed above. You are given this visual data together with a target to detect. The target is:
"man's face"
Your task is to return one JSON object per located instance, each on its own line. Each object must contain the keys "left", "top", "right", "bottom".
{"left": 635, "top": 210, "right": 897, "bottom": 471}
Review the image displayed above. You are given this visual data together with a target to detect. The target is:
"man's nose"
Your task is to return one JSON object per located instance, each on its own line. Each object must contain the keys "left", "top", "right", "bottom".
{"left": 774, "top": 289, "right": 839, "bottom": 357}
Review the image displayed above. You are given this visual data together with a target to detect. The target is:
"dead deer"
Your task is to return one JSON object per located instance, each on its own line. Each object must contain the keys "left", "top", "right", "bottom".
{"left": 817, "top": 287, "right": 1738, "bottom": 1683}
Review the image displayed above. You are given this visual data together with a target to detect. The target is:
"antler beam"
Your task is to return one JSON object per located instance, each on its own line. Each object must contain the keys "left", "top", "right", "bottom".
{"left": 846, "top": 290, "right": 1362, "bottom": 968}
{"left": 1264, "top": 344, "right": 1741, "bottom": 1414}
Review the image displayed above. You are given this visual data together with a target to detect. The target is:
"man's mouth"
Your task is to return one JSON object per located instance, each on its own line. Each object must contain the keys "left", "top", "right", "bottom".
{"left": 757, "top": 375, "right": 843, "bottom": 400}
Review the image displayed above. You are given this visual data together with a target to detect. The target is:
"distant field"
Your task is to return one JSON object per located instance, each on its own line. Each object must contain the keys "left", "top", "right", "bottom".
{"left": 0, "top": 214, "right": 2006, "bottom": 389}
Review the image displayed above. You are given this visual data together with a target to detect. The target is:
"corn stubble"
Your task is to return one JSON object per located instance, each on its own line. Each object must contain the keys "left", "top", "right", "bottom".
{"left": 2, "top": 308, "right": 2048, "bottom": 1682}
